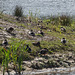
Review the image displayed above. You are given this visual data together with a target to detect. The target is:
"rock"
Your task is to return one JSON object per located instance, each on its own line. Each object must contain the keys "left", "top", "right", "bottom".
{"left": 55, "top": 62, "right": 61, "bottom": 67}
{"left": 47, "top": 60, "right": 56, "bottom": 68}
{"left": 64, "top": 60, "right": 74, "bottom": 66}
{"left": 34, "top": 57, "right": 44, "bottom": 61}
{"left": 54, "top": 54, "right": 60, "bottom": 58}
{"left": 63, "top": 62, "right": 69, "bottom": 67}
{"left": 67, "top": 60, "right": 74, "bottom": 63}
{"left": 22, "top": 61, "right": 31, "bottom": 67}
{"left": 25, "top": 67, "right": 32, "bottom": 71}
{"left": 31, "top": 62, "right": 44, "bottom": 69}
{"left": 10, "top": 70, "right": 16, "bottom": 75}
{"left": 8, "top": 62, "right": 14, "bottom": 69}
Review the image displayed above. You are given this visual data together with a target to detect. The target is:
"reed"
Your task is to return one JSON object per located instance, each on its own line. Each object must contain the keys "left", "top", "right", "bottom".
{"left": 17, "top": 54, "right": 22, "bottom": 75}
{"left": 13, "top": 5, "right": 23, "bottom": 17}
{"left": 10, "top": 40, "right": 24, "bottom": 74}
{"left": 1, "top": 48, "right": 11, "bottom": 75}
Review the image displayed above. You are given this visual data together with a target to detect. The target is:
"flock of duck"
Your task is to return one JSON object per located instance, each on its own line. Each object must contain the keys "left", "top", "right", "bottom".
{"left": 2, "top": 26, "right": 66, "bottom": 55}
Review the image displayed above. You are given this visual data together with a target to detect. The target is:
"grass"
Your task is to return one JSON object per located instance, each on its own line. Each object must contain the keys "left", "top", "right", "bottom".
{"left": 0, "top": 12, "right": 75, "bottom": 74}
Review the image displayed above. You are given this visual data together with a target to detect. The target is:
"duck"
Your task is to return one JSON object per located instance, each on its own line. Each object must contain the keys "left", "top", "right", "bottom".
{"left": 2, "top": 39, "right": 8, "bottom": 47}
{"left": 6, "top": 27, "right": 14, "bottom": 33}
{"left": 32, "top": 41, "right": 40, "bottom": 47}
{"left": 38, "top": 30, "right": 44, "bottom": 36}
{"left": 40, "top": 48, "right": 48, "bottom": 56}
{"left": 29, "top": 30, "right": 35, "bottom": 36}
{"left": 61, "top": 38, "right": 66, "bottom": 44}
{"left": 38, "top": 20, "right": 43, "bottom": 23}
{"left": 60, "top": 27, "right": 66, "bottom": 32}
{"left": 26, "top": 44, "right": 32, "bottom": 53}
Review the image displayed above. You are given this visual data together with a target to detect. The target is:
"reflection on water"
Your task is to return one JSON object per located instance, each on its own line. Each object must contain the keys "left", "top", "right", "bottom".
{"left": 0, "top": 0, "right": 75, "bottom": 17}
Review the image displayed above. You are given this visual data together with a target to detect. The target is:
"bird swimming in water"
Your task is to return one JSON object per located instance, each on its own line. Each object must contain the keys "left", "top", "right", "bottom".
{"left": 26, "top": 44, "right": 32, "bottom": 53}
{"left": 2, "top": 39, "right": 8, "bottom": 48}
{"left": 29, "top": 30, "right": 35, "bottom": 36}
{"left": 61, "top": 38, "right": 66, "bottom": 44}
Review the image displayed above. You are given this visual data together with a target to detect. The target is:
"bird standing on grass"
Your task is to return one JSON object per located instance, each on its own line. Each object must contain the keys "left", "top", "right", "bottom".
{"left": 40, "top": 48, "right": 48, "bottom": 56}
{"left": 26, "top": 44, "right": 32, "bottom": 53}
{"left": 2, "top": 39, "right": 8, "bottom": 48}
{"left": 32, "top": 41, "right": 40, "bottom": 47}
{"left": 7, "top": 27, "right": 14, "bottom": 33}
{"left": 29, "top": 30, "right": 35, "bottom": 36}
{"left": 61, "top": 38, "right": 66, "bottom": 44}
{"left": 60, "top": 27, "right": 66, "bottom": 32}
{"left": 38, "top": 30, "right": 44, "bottom": 36}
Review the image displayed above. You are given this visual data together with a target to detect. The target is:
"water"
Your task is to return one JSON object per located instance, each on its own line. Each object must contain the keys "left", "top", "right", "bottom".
{"left": 0, "top": 0, "right": 75, "bottom": 17}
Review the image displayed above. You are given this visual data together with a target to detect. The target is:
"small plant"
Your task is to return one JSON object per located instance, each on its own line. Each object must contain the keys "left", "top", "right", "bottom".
{"left": 59, "top": 15, "right": 71, "bottom": 26}
{"left": 50, "top": 16, "right": 59, "bottom": 25}
{"left": 13, "top": 5, "right": 23, "bottom": 17}
{"left": 1, "top": 48, "right": 11, "bottom": 75}
{"left": 17, "top": 54, "right": 22, "bottom": 75}
{"left": 10, "top": 41, "right": 22, "bottom": 73}
{"left": 10, "top": 40, "right": 25, "bottom": 74}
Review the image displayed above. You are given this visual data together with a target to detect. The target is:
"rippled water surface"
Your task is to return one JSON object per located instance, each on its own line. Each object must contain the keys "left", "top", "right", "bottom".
{"left": 0, "top": 0, "right": 75, "bottom": 17}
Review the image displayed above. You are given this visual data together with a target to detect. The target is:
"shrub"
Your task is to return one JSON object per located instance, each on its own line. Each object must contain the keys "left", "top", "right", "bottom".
{"left": 59, "top": 15, "right": 71, "bottom": 26}
{"left": 50, "top": 16, "right": 59, "bottom": 25}
{"left": 13, "top": 5, "right": 23, "bottom": 17}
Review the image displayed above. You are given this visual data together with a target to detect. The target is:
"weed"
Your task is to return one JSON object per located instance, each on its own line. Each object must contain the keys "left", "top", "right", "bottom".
{"left": 13, "top": 5, "right": 23, "bottom": 17}
{"left": 1, "top": 48, "right": 11, "bottom": 75}
{"left": 59, "top": 15, "right": 71, "bottom": 26}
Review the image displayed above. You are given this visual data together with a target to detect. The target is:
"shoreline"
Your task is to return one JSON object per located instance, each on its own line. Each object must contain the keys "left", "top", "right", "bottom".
{"left": 1, "top": 67, "right": 75, "bottom": 75}
{"left": 22, "top": 67, "right": 75, "bottom": 75}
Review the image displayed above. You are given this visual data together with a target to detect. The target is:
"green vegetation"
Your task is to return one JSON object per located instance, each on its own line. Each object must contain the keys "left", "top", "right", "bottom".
{"left": 59, "top": 15, "right": 71, "bottom": 26}
{"left": 13, "top": 5, "right": 23, "bottom": 17}
{"left": 0, "top": 11, "right": 75, "bottom": 74}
